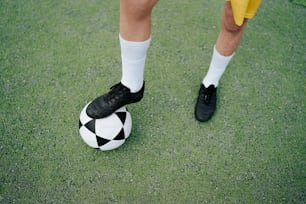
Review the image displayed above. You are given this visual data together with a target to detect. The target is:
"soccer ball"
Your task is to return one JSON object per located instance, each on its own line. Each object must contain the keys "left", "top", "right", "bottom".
{"left": 79, "top": 103, "right": 132, "bottom": 151}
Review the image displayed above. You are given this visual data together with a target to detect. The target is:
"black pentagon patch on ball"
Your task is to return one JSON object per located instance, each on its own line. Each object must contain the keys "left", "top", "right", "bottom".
{"left": 85, "top": 119, "right": 96, "bottom": 134}
{"left": 96, "top": 136, "right": 110, "bottom": 146}
{"left": 116, "top": 112, "right": 126, "bottom": 124}
{"left": 114, "top": 128, "right": 125, "bottom": 140}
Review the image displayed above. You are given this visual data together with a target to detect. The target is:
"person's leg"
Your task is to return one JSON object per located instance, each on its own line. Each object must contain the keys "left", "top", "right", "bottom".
{"left": 120, "top": 0, "right": 158, "bottom": 41}
{"left": 215, "top": 3, "right": 248, "bottom": 55}
{"left": 204, "top": 2, "right": 248, "bottom": 87}
{"left": 120, "top": 0, "right": 158, "bottom": 93}
{"left": 195, "top": 2, "right": 247, "bottom": 122}
{"left": 86, "top": 0, "right": 158, "bottom": 119}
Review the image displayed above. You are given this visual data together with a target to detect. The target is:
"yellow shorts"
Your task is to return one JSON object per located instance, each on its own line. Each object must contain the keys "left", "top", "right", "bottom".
{"left": 226, "top": 0, "right": 262, "bottom": 26}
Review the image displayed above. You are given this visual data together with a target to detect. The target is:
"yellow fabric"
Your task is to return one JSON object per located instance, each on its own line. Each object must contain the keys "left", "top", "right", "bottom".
{"left": 226, "top": 0, "right": 262, "bottom": 26}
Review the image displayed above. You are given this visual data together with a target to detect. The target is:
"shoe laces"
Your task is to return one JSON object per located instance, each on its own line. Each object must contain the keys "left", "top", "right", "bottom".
{"left": 106, "top": 83, "right": 128, "bottom": 103}
{"left": 200, "top": 85, "right": 215, "bottom": 105}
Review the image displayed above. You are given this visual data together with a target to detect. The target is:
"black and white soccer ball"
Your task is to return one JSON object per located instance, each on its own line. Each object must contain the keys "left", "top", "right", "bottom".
{"left": 79, "top": 103, "right": 132, "bottom": 151}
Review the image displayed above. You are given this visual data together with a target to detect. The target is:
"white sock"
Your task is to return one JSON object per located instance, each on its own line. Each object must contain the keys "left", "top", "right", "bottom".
{"left": 202, "top": 46, "right": 234, "bottom": 87}
{"left": 119, "top": 34, "right": 151, "bottom": 93}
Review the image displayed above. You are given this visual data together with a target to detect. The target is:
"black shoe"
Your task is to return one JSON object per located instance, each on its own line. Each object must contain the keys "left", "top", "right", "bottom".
{"left": 195, "top": 84, "right": 217, "bottom": 122}
{"left": 86, "top": 82, "right": 144, "bottom": 118}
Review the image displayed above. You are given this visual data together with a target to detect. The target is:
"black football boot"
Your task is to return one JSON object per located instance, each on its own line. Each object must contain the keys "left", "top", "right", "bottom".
{"left": 86, "top": 82, "right": 144, "bottom": 118}
{"left": 195, "top": 84, "right": 217, "bottom": 122}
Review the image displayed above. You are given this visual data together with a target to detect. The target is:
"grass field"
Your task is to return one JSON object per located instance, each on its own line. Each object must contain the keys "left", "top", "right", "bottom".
{"left": 1, "top": 0, "right": 305, "bottom": 203}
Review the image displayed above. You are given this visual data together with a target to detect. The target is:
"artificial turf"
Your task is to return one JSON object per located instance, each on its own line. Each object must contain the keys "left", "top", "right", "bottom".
{"left": 0, "top": 0, "right": 305, "bottom": 203}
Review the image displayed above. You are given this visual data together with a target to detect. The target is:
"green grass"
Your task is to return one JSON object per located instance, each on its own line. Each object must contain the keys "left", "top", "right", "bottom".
{"left": 1, "top": 0, "right": 305, "bottom": 203}
{"left": 290, "top": 0, "right": 306, "bottom": 7}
